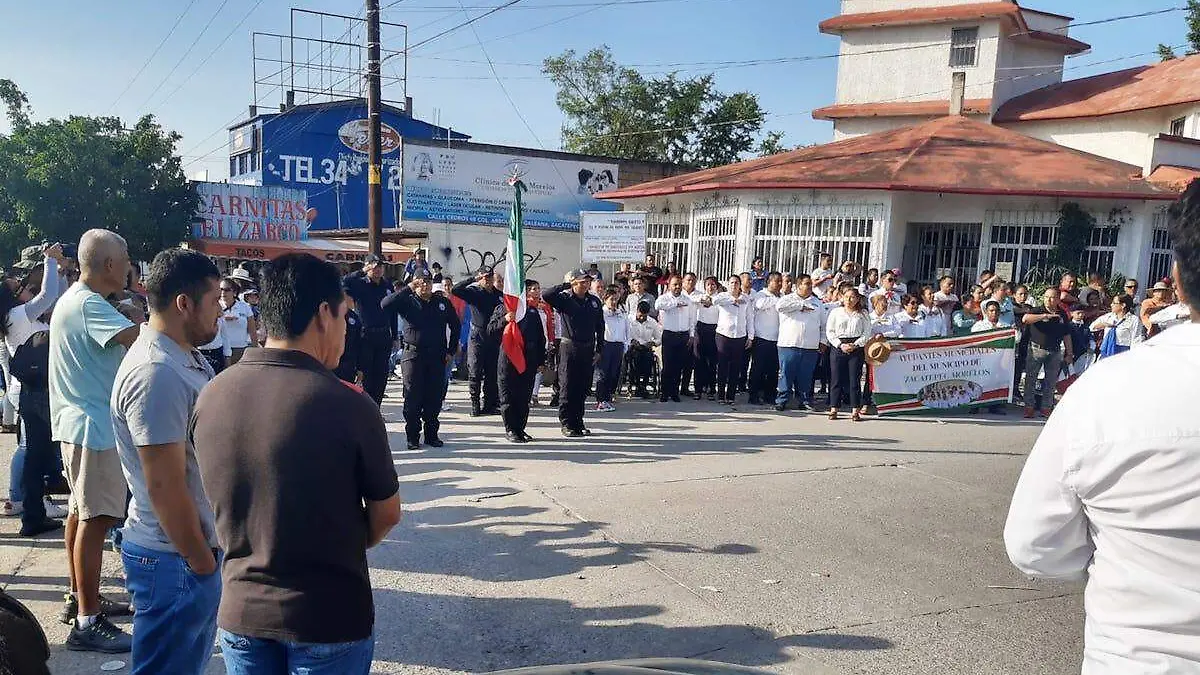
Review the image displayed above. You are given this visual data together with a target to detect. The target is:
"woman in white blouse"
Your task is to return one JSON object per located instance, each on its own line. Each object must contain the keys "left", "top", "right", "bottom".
{"left": 1090, "top": 294, "right": 1142, "bottom": 359}
{"left": 825, "top": 287, "right": 871, "bottom": 421}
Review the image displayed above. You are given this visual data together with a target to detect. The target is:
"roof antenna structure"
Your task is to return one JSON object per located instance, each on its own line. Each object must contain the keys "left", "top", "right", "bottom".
{"left": 950, "top": 71, "right": 967, "bottom": 116}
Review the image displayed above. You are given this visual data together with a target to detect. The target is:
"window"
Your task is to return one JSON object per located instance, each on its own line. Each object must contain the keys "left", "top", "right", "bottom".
{"left": 1149, "top": 210, "right": 1175, "bottom": 285}
{"left": 645, "top": 211, "right": 690, "bottom": 273}
{"left": 984, "top": 209, "right": 1120, "bottom": 283}
{"left": 750, "top": 203, "right": 881, "bottom": 278}
{"left": 949, "top": 27, "right": 979, "bottom": 67}
{"left": 250, "top": 152, "right": 260, "bottom": 173}
{"left": 229, "top": 157, "right": 238, "bottom": 177}
{"left": 1171, "top": 116, "right": 1187, "bottom": 137}
{"left": 693, "top": 207, "right": 739, "bottom": 279}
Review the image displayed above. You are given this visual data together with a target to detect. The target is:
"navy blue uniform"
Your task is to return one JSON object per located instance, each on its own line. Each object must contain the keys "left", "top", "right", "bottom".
{"left": 342, "top": 271, "right": 395, "bottom": 404}
{"left": 542, "top": 283, "right": 604, "bottom": 434}
{"left": 382, "top": 287, "right": 461, "bottom": 445}
{"left": 488, "top": 305, "right": 547, "bottom": 438}
{"left": 451, "top": 278, "right": 504, "bottom": 415}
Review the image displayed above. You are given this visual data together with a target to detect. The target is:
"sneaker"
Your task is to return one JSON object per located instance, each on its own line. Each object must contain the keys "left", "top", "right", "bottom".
{"left": 19, "top": 517, "right": 62, "bottom": 537}
{"left": 44, "top": 499, "right": 68, "bottom": 519}
{"left": 66, "top": 615, "right": 132, "bottom": 654}
{"left": 774, "top": 404, "right": 787, "bottom": 412}
{"left": 561, "top": 427, "right": 584, "bottom": 438}
{"left": 58, "top": 594, "right": 133, "bottom": 626}
{"left": 2, "top": 500, "right": 21, "bottom": 517}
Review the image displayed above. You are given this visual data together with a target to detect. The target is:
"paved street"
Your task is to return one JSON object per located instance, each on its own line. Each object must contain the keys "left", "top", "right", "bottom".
{"left": 1, "top": 379, "right": 1083, "bottom": 674}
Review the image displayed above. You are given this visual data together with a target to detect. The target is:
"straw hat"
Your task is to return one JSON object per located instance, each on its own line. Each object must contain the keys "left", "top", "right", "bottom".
{"left": 865, "top": 335, "right": 893, "bottom": 366}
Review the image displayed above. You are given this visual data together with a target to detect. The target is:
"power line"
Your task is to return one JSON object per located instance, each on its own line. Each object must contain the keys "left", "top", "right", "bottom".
{"left": 133, "top": 0, "right": 233, "bottom": 114}
{"left": 407, "top": 0, "right": 523, "bottom": 51}
{"left": 105, "top": 0, "right": 200, "bottom": 113}
{"left": 391, "top": 0, "right": 728, "bottom": 10}
{"left": 148, "top": 0, "right": 268, "bottom": 112}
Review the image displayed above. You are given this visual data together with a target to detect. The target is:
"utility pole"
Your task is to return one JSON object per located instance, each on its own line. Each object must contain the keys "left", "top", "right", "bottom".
{"left": 366, "top": 0, "right": 383, "bottom": 255}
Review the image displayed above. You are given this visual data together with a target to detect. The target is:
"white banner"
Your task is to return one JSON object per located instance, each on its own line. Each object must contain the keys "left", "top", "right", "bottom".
{"left": 580, "top": 211, "right": 647, "bottom": 263}
{"left": 872, "top": 330, "right": 1016, "bottom": 415}
{"left": 403, "top": 143, "right": 620, "bottom": 231}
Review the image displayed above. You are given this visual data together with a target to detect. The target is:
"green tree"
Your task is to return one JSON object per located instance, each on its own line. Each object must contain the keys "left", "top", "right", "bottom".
{"left": 1159, "top": 0, "right": 1200, "bottom": 61}
{"left": 543, "top": 46, "right": 774, "bottom": 168}
{"left": 756, "top": 131, "right": 791, "bottom": 157}
{"left": 0, "top": 80, "right": 195, "bottom": 263}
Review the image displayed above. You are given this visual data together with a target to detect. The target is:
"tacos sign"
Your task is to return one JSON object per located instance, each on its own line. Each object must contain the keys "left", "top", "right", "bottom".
{"left": 871, "top": 330, "right": 1016, "bottom": 415}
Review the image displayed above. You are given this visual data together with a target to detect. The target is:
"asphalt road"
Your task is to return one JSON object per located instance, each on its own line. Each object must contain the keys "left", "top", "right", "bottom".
{"left": 0, "top": 379, "right": 1084, "bottom": 674}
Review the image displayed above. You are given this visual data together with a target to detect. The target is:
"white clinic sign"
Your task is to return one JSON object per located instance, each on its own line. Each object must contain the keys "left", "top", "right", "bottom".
{"left": 580, "top": 211, "right": 647, "bottom": 263}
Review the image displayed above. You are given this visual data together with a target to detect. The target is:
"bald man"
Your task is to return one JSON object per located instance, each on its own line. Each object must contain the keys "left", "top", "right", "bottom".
{"left": 50, "top": 229, "right": 140, "bottom": 652}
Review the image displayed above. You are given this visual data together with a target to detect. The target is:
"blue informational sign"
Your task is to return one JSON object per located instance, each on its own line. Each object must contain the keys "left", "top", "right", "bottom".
{"left": 250, "top": 101, "right": 467, "bottom": 231}
{"left": 402, "top": 142, "right": 620, "bottom": 231}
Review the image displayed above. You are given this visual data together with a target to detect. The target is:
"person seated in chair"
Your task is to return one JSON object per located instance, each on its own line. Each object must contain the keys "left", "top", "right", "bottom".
{"left": 627, "top": 301, "right": 661, "bottom": 398}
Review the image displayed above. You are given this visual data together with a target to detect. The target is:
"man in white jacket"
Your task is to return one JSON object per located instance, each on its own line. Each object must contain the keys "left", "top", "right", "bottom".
{"left": 774, "top": 274, "right": 826, "bottom": 411}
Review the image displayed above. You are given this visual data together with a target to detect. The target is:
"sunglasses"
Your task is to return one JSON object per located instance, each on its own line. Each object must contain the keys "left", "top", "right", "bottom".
{"left": 220, "top": 287, "right": 236, "bottom": 292}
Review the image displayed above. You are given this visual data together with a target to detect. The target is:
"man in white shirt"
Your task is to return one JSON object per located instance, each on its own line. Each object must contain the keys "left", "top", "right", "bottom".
{"left": 747, "top": 272, "right": 783, "bottom": 405}
{"left": 858, "top": 268, "right": 881, "bottom": 299}
{"left": 626, "top": 301, "right": 662, "bottom": 398}
{"left": 867, "top": 270, "right": 903, "bottom": 317}
{"left": 775, "top": 274, "right": 826, "bottom": 411}
{"left": 1005, "top": 183, "right": 1200, "bottom": 674}
{"left": 625, "top": 277, "right": 657, "bottom": 320}
{"left": 712, "top": 275, "right": 755, "bottom": 405}
{"left": 654, "top": 275, "right": 695, "bottom": 403}
{"left": 690, "top": 276, "right": 721, "bottom": 400}
{"left": 810, "top": 253, "right": 836, "bottom": 300}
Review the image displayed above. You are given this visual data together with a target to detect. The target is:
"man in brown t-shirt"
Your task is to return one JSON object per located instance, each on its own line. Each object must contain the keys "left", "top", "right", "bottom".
{"left": 192, "top": 254, "right": 401, "bottom": 674}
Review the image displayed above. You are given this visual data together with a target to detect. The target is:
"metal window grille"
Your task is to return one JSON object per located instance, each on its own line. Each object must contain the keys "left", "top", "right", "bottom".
{"left": 645, "top": 211, "right": 691, "bottom": 273}
{"left": 984, "top": 210, "right": 1119, "bottom": 282}
{"left": 1171, "top": 117, "right": 1187, "bottom": 137}
{"left": 911, "top": 223, "right": 982, "bottom": 291}
{"left": 694, "top": 206, "right": 739, "bottom": 279}
{"left": 949, "top": 27, "right": 979, "bottom": 67}
{"left": 1149, "top": 209, "right": 1175, "bottom": 284}
{"left": 749, "top": 203, "right": 880, "bottom": 278}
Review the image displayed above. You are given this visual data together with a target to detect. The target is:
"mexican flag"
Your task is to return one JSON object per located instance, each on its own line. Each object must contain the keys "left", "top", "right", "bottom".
{"left": 501, "top": 179, "right": 528, "bottom": 373}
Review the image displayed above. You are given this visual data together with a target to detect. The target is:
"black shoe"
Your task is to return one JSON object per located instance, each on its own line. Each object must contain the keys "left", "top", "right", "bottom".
{"left": 670, "top": 395, "right": 681, "bottom": 403}
{"left": 580, "top": 427, "right": 592, "bottom": 436}
{"left": 681, "top": 389, "right": 694, "bottom": 397}
{"left": 706, "top": 392, "right": 716, "bottom": 401}
{"left": 774, "top": 404, "right": 786, "bottom": 412}
{"left": 548, "top": 396, "right": 560, "bottom": 407}
{"left": 470, "top": 409, "right": 484, "bottom": 417}
{"left": 406, "top": 441, "right": 420, "bottom": 450}
{"left": 19, "top": 517, "right": 62, "bottom": 537}
{"left": 561, "top": 427, "right": 584, "bottom": 438}
{"left": 66, "top": 615, "right": 132, "bottom": 654}
{"left": 723, "top": 399, "right": 734, "bottom": 406}
{"left": 481, "top": 407, "right": 500, "bottom": 416}
{"left": 505, "top": 431, "right": 526, "bottom": 443}
{"left": 520, "top": 432, "right": 535, "bottom": 442}
{"left": 692, "top": 392, "right": 702, "bottom": 400}
{"left": 798, "top": 402, "right": 813, "bottom": 412}
{"left": 658, "top": 395, "right": 668, "bottom": 403}
{"left": 425, "top": 437, "right": 445, "bottom": 448}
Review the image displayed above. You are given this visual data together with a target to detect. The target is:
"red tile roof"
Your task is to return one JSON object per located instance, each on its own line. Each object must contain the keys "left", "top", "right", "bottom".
{"left": 820, "top": 2, "right": 1089, "bottom": 54}
{"left": 596, "top": 116, "right": 1178, "bottom": 201}
{"left": 813, "top": 99, "right": 992, "bottom": 120}
{"left": 994, "top": 55, "right": 1200, "bottom": 122}
{"left": 1148, "top": 165, "right": 1200, "bottom": 192}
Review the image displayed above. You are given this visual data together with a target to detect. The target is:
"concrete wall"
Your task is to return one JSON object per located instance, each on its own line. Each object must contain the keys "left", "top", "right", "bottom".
{"left": 832, "top": 113, "right": 990, "bottom": 140}
{"left": 400, "top": 219, "right": 581, "bottom": 284}
{"left": 1003, "top": 104, "right": 1200, "bottom": 172}
{"left": 835, "top": 21, "right": 1003, "bottom": 105}
{"left": 993, "top": 38, "right": 1066, "bottom": 108}
{"left": 1150, "top": 135, "right": 1200, "bottom": 171}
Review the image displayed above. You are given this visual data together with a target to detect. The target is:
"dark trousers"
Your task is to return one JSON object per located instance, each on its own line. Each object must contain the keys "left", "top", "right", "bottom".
{"left": 558, "top": 339, "right": 594, "bottom": 432}
{"left": 19, "top": 393, "right": 54, "bottom": 529}
{"left": 679, "top": 336, "right": 695, "bottom": 393}
{"left": 660, "top": 330, "right": 689, "bottom": 399}
{"left": 361, "top": 328, "right": 394, "bottom": 405}
{"left": 499, "top": 359, "right": 537, "bottom": 434}
{"left": 467, "top": 336, "right": 500, "bottom": 412}
{"left": 829, "top": 346, "right": 865, "bottom": 411}
{"left": 693, "top": 323, "right": 718, "bottom": 394}
{"left": 747, "top": 338, "right": 779, "bottom": 402}
{"left": 814, "top": 349, "right": 831, "bottom": 392}
{"left": 595, "top": 342, "right": 625, "bottom": 403}
{"left": 626, "top": 345, "right": 654, "bottom": 392}
{"left": 715, "top": 334, "right": 747, "bottom": 401}
{"left": 400, "top": 354, "right": 448, "bottom": 444}
{"left": 736, "top": 341, "right": 751, "bottom": 393}
{"left": 776, "top": 347, "right": 820, "bottom": 407}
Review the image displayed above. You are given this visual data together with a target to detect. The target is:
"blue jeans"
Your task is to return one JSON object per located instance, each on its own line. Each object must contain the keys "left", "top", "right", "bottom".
{"left": 595, "top": 342, "right": 625, "bottom": 403}
{"left": 219, "top": 629, "right": 375, "bottom": 675}
{"left": 8, "top": 425, "right": 24, "bottom": 503}
{"left": 121, "top": 540, "right": 222, "bottom": 675}
{"left": 776, "top": 347, "right": 820, "bottom": 407}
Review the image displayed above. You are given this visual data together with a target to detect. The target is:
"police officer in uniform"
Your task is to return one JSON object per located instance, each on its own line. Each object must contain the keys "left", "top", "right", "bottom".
{"left": 382, "top": 273, "right": 461, "bottom": 450}
{"left": 488, "top": 279, "right": 547, "bottom": 444}
{"left": 543, "top": 269, "right": 604, "bottom": 438}
{"left": 342, "top": 254, "right": 395, "bottom": 404}
{"left": 452, "top": 267, "right": 504, "bottom": 416}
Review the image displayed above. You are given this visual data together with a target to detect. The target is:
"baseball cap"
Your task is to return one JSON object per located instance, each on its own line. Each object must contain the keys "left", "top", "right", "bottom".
{"left": 364, "top": 253, "right": 385, "bottom": 266}
{"left": 569, "top": 268, "right": 592, "bottom": 281}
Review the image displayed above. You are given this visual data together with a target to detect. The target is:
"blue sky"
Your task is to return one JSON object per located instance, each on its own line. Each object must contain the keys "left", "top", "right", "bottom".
{"left": 0, "top": 0, "right": 1189, "bottom": 178}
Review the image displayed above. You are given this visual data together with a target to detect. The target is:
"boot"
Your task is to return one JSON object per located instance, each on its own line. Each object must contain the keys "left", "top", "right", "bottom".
{"left": 470, "top": 398, "right": 483, "bottom": 417}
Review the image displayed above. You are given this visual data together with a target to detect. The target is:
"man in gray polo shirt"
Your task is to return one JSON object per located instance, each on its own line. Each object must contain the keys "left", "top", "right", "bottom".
{"left": 111, "top": 249, "right": 224, "bottom": 671}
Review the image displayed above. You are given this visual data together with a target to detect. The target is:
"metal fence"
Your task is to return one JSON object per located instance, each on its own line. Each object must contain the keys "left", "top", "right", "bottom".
{"left": 1149, "top": 209, "right": 1175, "bottom": 285}
{"left": 749, "top": 203, "right": 881, "bottom": 278}
{"left": 694, "top": 205, "right": 739, "bottom": 279}
{"left": 645, "top": 211, "right": 691, "bottom": 273}
{"left": 984, "top": 209, "right": 1119, "bottom": 283}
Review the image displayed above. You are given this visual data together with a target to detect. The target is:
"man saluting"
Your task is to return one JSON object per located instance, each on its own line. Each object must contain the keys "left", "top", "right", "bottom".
{"left": 383, "top": 274, "right": 460, "bottom": 450}
{"left": 452, "top": 267, "right": 504, "bottom": 416}
{"left": 489, "top": 279, "right": 548, "bottom": 444}
{"left": 542, "top": 269, "right": 603, "bottom": 438}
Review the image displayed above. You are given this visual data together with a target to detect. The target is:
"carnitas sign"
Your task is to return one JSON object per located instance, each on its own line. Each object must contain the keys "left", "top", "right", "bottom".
{"left": 192, "top": 183, "right": 311, "bottom": 242}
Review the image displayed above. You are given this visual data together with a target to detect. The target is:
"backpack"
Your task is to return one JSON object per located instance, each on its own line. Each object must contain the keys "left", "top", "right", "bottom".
{"left": 0, "top": 587, "right": 50, "bottom": 675}
{"left": 9, "top": 330, "right": 50, "bottom": 391}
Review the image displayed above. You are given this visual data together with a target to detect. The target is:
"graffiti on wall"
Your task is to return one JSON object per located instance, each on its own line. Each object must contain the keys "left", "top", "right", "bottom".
{"left": 456, "top": 246, "right": 558, "bottom": 278}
